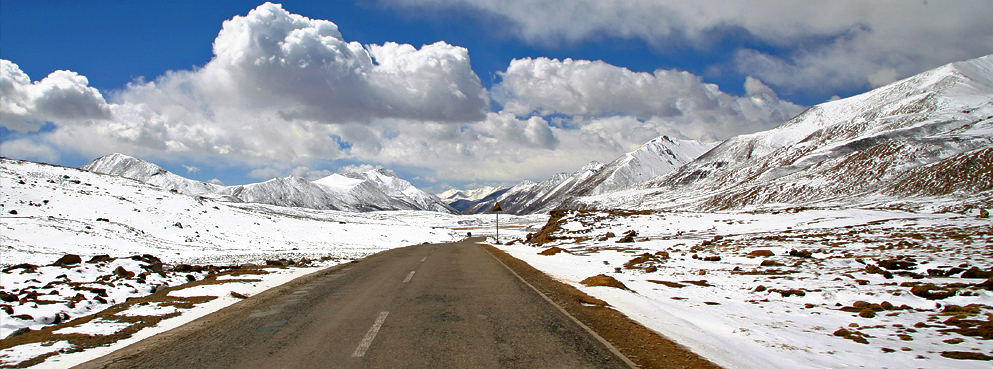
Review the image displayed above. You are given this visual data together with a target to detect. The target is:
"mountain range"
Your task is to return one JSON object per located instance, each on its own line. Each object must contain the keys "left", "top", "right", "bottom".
{"left": 569, "top": 54, "right": 993, "bottom": 212}
{"left": 81, "top": 153, "right": 457, "bottom": 214}
{"left": 79, "top": 134, "right": 719, "bottom": 216}
{"left": 458, "top": 136, "right": 719, "bottom": 215}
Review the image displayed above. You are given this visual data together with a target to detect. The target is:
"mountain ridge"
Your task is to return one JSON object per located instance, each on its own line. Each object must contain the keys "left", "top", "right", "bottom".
{"left": 461, "top": 135, "right": 718, "bottom": 215}
{"left": 569, "top": 54, "right": 993, "bottom": 212}
{"left": 81, "top": 154, "right": 457, "bottom": 214}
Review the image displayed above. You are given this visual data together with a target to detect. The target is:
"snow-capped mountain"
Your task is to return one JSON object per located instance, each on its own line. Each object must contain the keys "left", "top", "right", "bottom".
{"left": 462, "top": 180, "right": 536, "bottom": 214}
{"left": 464, "top": 136, "right": 718, "bottom": 215}
{"left": 560, "top": 136, "right": 719, "bottom": 198}
{"left": 335, "top": 168, "right": 458, "bottom": 213}
{"left": 79, "top": 153, "right": 223, "bottom": 196}
{"left": 573, "top": 54, "right": 993, "bottom": 212}
{"left": 81, "top": 154, "right": 457, "bottom": 213}
{"left": 222, "top": 175, "right": 347, "bottom": 210}
{"left": 439, "top": 186, "right": 508, "bottom": 202}
{"left": 464, "top": 161, "right": 605, "bottom": 215}
{"left": 438, "top": 186, "right": 509, "bottom": 212}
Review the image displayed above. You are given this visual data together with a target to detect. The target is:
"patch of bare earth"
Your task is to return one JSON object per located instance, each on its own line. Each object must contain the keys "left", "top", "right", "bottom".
{"left": 0, "top": 267, "right": 273, "bottom": 368}
{"left": 482, "top": 244, "right": 722, "bottom": 369}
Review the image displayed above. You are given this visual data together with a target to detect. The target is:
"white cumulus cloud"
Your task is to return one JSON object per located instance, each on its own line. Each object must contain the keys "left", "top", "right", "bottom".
{"left": 195, "top": 3, "right": 487, "bottom": 123}
{"left": 494, "top": 57, "right": 803, "bottom": 140}
{"left": 1, "top": 60, "right": 111, "bottom": 132}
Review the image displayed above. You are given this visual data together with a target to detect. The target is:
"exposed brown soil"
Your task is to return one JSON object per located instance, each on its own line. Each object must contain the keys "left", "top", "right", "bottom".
{"left": 580, "top": 274, "right": 630, "bottom": 290}
{"left": 0, "top": 267, "right": 272, "bottom": 367}
{"left": 648, "top": 280, "right": 687, "bottom": 288}
{"left": 525, "top": 209, "right": 654, "bottom": 246}
{"left": 525, "top": 209, "right": 570, "bottom": 245}
{"left": 482, "top": 244, "right": 723, "bottom": 369}
{"left": 940, "top": 351, "right": 993, "bottom": 361}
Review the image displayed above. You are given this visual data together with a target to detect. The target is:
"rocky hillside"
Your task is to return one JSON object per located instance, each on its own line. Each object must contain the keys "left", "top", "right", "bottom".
{"left": 572, "top": 54, "right": 993, "bottom": 212}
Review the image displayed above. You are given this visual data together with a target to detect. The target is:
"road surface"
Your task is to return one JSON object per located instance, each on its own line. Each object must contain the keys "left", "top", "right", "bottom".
{"left": 77, "top": 237, "right": 632, "bottom": 368}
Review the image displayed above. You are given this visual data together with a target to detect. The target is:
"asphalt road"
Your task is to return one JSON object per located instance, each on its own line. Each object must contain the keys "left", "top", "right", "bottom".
{"left": 78, "top": 238, "right": 632, "bottom": 368}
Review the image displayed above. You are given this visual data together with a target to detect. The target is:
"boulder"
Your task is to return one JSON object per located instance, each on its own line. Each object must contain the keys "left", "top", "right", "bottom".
{"left": 0, "top": 291, "right": 18, "bottom": 302}
{"left": 878, "top": 259, "right": 917, "bottom": 270}
{"left": 51, "top": 254, "right": 82, "bottom": 266}
{"left": 615, "top": 230, "right": 637, "bottom": 243}
{"left": 760, "top": 260, "right": 784, "bottom": 267}
{"left": 961, "top": 267, "right": 993, "bottom": 279}
{"left": 113, "top": 266, "right": 135, "bottom": 279}
{"left": 2, "top": 263, "right": 37, "bottom": 273}
{"left": 87, "top": 255, "right": 114, "bottom": 263}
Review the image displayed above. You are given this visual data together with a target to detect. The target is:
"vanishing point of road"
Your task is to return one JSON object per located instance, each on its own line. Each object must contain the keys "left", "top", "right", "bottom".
{"left": 76, "top": 237, "right": 636, "bottom": 368}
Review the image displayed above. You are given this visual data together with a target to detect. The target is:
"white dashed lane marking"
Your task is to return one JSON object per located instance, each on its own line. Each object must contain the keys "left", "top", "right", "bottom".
{"left": 352, "top": 311, "right": 389, "bottom": 358}
{"left": 403, "top": 271, "right": 415, "bottom": 283}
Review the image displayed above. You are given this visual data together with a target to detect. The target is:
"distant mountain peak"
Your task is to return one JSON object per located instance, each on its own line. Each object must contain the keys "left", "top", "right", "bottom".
{"left": 579, "top": 161, "right": 603, "bottom": 173}
{"left": 649, "top": 135, "right": 675, "bottom": 144}
{"left": 366, "top": 167, "right": 398, "bottom": 177}
{"left": 439, "top": 186, "right": 508, "bottom": 202}
{"left": 83, "top": 153, "right": 165, "bottom": 174}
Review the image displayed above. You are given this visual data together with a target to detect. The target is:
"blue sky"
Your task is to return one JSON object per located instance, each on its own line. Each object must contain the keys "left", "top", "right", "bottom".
{"left": 2, "top": 0, "right": 991, "bottom": 193}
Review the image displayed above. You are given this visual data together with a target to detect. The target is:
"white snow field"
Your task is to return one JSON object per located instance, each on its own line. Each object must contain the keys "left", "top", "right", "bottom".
{"left": 495, "top": 208, "right": 993, "bottom": 368}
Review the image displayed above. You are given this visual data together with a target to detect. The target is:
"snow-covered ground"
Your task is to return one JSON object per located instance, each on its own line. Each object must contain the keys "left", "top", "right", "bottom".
{"left": 1, "top": 265, "right": 323, "bottom": 368}
{"left": 494, "top": 208, "right": 993, "bottom": 368}
{"left": 1, "top": 157, "right": 461, "bottom": 267}
{"left": 0, "top": 158, "right": 540, "bottom": 367}
{"left": 4, "top": 157, "right": 991, "bottom": 368}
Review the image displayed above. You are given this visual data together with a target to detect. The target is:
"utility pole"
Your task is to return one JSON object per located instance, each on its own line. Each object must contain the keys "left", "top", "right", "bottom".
{"left": 492, "top": 203, "right": 503, "bottom": 244}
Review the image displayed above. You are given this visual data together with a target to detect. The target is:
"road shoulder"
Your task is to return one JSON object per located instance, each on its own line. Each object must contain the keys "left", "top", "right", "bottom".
{"left": 480, "top": 243, "right": 723, "bottom": 369}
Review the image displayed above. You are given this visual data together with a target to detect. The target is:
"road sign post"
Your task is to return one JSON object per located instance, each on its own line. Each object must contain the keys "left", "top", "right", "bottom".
{"left": 492, "top": 203, "right": 502, "bottom": 244}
